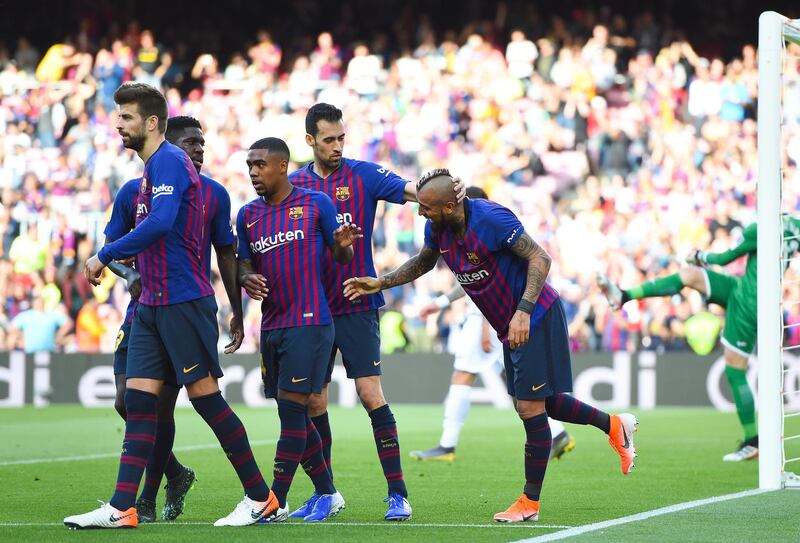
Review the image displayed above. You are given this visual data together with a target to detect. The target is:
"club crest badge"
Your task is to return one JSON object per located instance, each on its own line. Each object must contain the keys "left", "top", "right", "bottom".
{"left": 289, "top": 206, "right": 304, "bottom": 220}
{"left": 335, "top": 186, "right": 351, "bottom": 201}
{"left": 467, "top": 252, "right": 480, "bottom": 265}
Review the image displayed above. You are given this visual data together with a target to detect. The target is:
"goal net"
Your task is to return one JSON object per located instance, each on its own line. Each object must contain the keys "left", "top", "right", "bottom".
{"left": 758, "top": 11, "right": 800, "bottom": 490}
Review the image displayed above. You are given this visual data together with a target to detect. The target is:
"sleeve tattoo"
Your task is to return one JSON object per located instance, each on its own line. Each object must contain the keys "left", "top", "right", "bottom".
{"left": 510, "top": 232, "right": 551, "bottom": 304}
{"left": 380, "top": 245, "right": 439, "bottom": 290}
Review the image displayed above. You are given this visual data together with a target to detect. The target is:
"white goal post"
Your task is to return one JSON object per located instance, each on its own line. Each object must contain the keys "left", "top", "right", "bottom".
{"left": 757, "top": 10, "right": 800, "bottom": 490}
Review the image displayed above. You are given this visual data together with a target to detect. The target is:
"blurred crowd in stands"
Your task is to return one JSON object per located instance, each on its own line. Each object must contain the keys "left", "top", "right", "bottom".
{"left": 2, "top": 3, "right": 799, "bottom": 355}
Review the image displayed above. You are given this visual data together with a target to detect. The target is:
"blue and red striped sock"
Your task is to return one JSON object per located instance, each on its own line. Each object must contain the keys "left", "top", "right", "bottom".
{"left": 310, "top": 412, "right": 333, "bottom": 479}
{"left": 369, "top": 404, "right": 407, "bottom": 498}
{"left": 139, "top": 420, "right": 175, "bottom": 502}
{"left": 545, "top": 393, "right": 611, "bottom": 433}
{"left": 522, "top": 413, "right": 551, "bottom": 501}
{"left": 271, "top": 399, "right": 308, "bottom": 507}
{"left": 301, "top": 416, "right": 336, "bottom": 495}
{"left": 109, "top": 389, "right": 158, "bottom": 510}
{"left": 191, "top": 391, "right": 268, "bottom": 501}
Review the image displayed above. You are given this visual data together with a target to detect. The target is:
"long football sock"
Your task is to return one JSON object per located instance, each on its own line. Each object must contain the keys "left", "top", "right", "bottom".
{"left": 163, "top": 452, "right": 183, "bottom": 480}
{"left": 545, "top": 393, "right": 611, "bottom": 433}
{"left": 310, "top": 412, "right": 333, "bottom": 479}
{"left": 301, "top": 416, "right": 336, "bottom": 495}
{"left": 139, "top": 420, "right": 175, "bottom": 502}
{"left": 522, "top": 413, "right": 551, "bottom": 501}
{"left": 271, "top": 399, "right": 308, "bottom": 507}
{"left": 725, "top": 366, "right": 757, "bottom": 441}
{"left": 626, "top": 274, "right": 684, "bottom": 300}
{"left": 109, "top": 389, "right": 158, "bottom": 510}
{"left": 191, "top": 391, "right": 269, "bottom": 501}
{"left": 369, "top": 404, "right": 407, "bottom": 497}
{"left": 440, "top": 384, "right": 472, "bottom": 449}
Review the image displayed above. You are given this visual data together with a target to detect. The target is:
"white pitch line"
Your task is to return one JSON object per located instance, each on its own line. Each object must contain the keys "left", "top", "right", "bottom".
{"left": 0, "top": 439, "right": 276, "bottom": 466}
{"left": 0, "top": 521, "right": 573, "bottom": 529}
{"left": 511, "top": 488, "right": 771, "bottom": 542}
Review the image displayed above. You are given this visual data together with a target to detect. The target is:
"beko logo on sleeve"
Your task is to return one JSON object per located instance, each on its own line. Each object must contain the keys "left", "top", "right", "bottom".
{"left": 152, "top": 184, "right": 175, "bottom": 199}
{"left": 506, "top": 227, "right": 520, "bottom": 245}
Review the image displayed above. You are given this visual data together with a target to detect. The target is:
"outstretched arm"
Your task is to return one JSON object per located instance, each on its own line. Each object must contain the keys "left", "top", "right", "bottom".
{"left": 507, "top": 232, "right": 552, "bottom": 349}
{"left": 688, "top": 225, "right": 757, "bottom": 267}
{"left": 343, "top": 245, "right": 440, "bottom": 300}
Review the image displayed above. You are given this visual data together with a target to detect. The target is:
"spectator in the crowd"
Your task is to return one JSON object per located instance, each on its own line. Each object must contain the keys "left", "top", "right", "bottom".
{"left": 8, "top": 296, "right": 72, "bottom": 353}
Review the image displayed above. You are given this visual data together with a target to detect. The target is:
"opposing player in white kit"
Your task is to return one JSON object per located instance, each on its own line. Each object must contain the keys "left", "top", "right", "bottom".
{"left": 410, "top": 188, "right": 575, "bottom": 462}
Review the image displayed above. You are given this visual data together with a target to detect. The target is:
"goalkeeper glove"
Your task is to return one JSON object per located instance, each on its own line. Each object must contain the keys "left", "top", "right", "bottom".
{"left": 686, "top": 250, "right": 708, "bottom": 266}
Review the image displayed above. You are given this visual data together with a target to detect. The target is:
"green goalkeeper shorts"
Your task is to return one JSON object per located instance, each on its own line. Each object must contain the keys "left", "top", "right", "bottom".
{"left": 703, "top": 269, "right": 756, "bottom": 356}
{"left": 703, "top": 269, "right": 737, "bottom": 308}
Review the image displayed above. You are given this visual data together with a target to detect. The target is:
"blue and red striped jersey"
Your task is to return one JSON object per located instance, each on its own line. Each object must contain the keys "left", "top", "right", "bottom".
{"left": 198, "top": 173, "right": 236, "bottom": 271}
{"left": 236, "top": 186, "right": 341, "bottom": 331}
{"left": 104, "top": 178, "right": 141, "bottom": 324}
{"left": 289, "top": 158, "right": 407, "bottom": 316}
{"left": 103, "top": 173, "right": 234, "bottom": 321}
{"left": 98, "top": 141, "right": 214, "bottom": 306}
{"left": 423, "top": 198, "right": 559, "bottom": 343}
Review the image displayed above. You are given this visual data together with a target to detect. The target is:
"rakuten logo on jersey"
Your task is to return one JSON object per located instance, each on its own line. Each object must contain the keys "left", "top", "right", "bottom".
{"left": 455, "top": 269, "right": 490, "bottom": 285}
{"left": 250, "top": 230, "right": 305, "bottom": 253}
{"left": 336, "top": 212, "right": 354, "bottom": 225}
{"left": 152, "top": 184, "right": 175, "bottom": 199}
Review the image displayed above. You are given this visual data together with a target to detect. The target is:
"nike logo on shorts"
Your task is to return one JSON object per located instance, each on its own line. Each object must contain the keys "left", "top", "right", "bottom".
{"left": 532, "top": 383, "right": 546, "bottom": 392}
{"left": 291, "top": 377, "right": 308, "bottom": 383}
{"left": 183, "top": 364, "right": 199, "bottom": 374}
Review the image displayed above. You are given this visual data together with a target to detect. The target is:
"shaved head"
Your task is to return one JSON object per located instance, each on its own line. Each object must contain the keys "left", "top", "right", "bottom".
{"left": 417, "top": 169, "right": 461, "bottom": 231}
{"left": 418, "top": 174, "right": 457, "bottom": 207}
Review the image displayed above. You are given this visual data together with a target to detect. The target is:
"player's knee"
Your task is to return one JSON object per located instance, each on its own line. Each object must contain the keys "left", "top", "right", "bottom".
{"left": 356, "top": 378, "right": 386, "bottom": 411}
{"left": 681, "top": 267, "right": 706, "bottom": 292}
{"left": 307, "top": 393, "right": 328, "bottom": 416}
{"left": 724, "top": 352, "right": 749, "bottom": 370}
{"left": 515, "top": 400, "right": 546, "bottom": 420}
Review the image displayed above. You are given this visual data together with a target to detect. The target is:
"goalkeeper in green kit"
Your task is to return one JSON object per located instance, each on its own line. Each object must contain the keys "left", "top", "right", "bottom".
{"left": 598, "top": 215, "right": 800, "bottom": 462}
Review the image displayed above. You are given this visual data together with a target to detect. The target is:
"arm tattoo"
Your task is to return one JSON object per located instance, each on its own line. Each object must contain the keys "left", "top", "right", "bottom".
{"left": 510, "top": 232, "right": 551, "bottom": 304}
{"left": 380, "top": 246, "right": 439, "bottom": 290}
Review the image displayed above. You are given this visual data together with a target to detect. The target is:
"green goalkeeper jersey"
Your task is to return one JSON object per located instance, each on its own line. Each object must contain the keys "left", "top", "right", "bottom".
{"left": 705, "top": 215, "right": 800, "bottom": 311}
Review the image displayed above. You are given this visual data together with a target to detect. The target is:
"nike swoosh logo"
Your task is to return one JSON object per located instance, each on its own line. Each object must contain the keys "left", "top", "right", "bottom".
{"left": 373, "top": 361, "right": 381, "bottom": 366}
{"left": 522, "top": 513, "right": 537, "bottom": 521}
{"left": 380, "top": 438, "right": 395, "bottom": 444}
{"left": 439, "top": 249, "right": 450, "bottom": 254}
{"left": 622, "top": 427, "right": 631, "bottom": 449}
{"left": 183, "top": 364, "right": 199, "bottom": 374}
{"left": 250, "top": 503, "right": 269, "bottom": 520}
{"left": 291, "top": 377, "right": 308, "bottom": 383}
{"left": 247, "top": 218, "right": 261, "bottom": 228}
{"left": 109, "top": 512, "right": 134, "bottom": 522}
{"left": 532, "top": 383, "right": 546, "bottom": 392}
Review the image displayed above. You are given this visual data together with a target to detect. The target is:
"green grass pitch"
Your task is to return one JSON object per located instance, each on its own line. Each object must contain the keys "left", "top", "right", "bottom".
{"left": 1, "top": 405, "right": 797, "bottom": 542}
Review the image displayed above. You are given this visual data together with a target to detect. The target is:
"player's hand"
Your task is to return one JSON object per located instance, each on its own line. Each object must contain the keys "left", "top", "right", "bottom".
{"left": 224, "top": 314, "right": 244, "bottom": 354}
{"left": 452, "top": 176, "right": 466, "bottom": 203}
{"left": 126, "top": 270, "right": 142, "bottom": 301}
{"left": 334, "top": 223, "right": 363, "bottom": 248}
{"left": 84, "top": 254, "right": 105, "bottom": 286}
{"left": 343, "top": 276, "right": 381, "bottom": 301}
{"left": 686, "top": 249, "right": 707, "bottom": 266}
{"left": 241, "top": 273, "right": 270, "bottom": 300}
{"left": 419, "top": 302, "right": 440, "bottom": 318}
{"left": 508, "top": 310, "right": 531, "bottom": 350}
